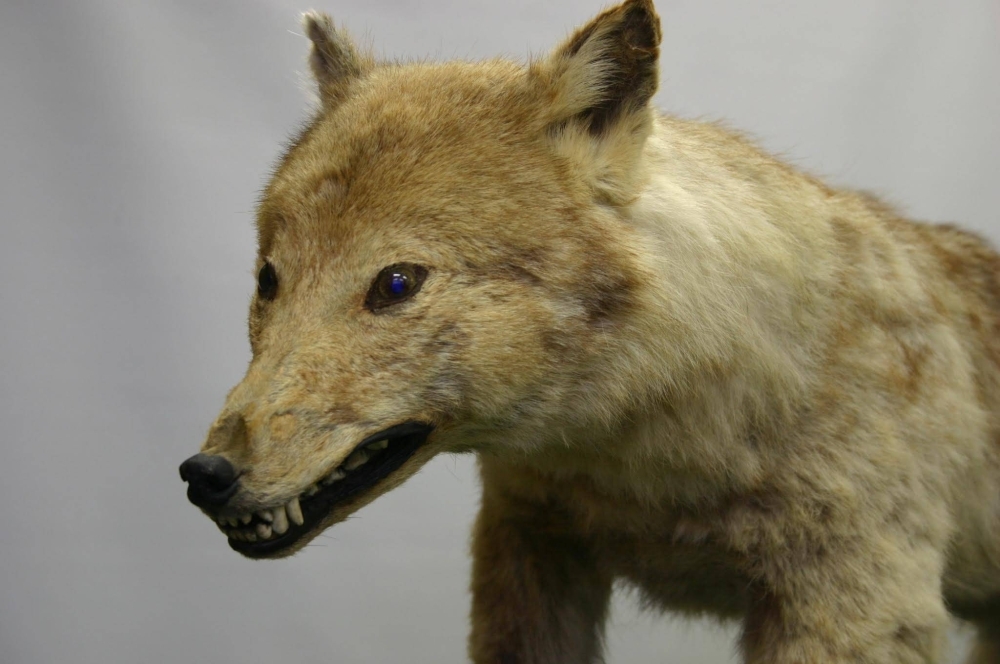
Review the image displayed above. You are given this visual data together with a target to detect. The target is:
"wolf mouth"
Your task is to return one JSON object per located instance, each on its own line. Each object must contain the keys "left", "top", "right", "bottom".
{"left": 222, "top": 421, "right": 434, "bottom": 557}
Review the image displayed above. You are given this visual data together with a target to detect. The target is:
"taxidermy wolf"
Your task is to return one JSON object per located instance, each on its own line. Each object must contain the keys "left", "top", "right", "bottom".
{"left": 180, "top": 1, "right": 1000, "bottom": 661}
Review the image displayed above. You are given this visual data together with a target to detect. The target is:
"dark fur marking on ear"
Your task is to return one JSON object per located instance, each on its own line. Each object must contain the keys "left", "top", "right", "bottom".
{"left": 571, "top": 0, "right": 662, "bottom": 135}
{"left": 305, "top": 14, "right": 363, "bottom": 86}
{"left": 565, "top": 21, "right": 601, "bottom": 58}
{"left": 303, "top": 12, "right": 370, "bottom": 107}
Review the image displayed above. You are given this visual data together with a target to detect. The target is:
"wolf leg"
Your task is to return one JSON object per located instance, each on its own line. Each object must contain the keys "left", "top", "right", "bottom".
{"left": 738, "top": 529, "right": 949, "bottom": 663}
{"left": 467, "top": 482, "right": 612, "bottom": 664}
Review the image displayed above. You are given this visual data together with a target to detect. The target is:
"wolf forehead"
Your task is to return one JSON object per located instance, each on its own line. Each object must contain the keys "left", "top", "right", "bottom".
{"left": 256, "top": 61, "right": 582, "bottom": 258}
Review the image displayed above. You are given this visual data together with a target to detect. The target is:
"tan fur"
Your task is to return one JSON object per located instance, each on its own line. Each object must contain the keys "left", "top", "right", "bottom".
{"left": 187, "top": 1, "right": 1000, "bottom": 661}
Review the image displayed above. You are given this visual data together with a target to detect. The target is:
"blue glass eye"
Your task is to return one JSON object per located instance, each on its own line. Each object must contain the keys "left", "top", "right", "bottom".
{"left": 389, "top": 273, "right": 408, "bottom": 296}
{"left": 366, "top": 263, "right": 428, "bottom": 312}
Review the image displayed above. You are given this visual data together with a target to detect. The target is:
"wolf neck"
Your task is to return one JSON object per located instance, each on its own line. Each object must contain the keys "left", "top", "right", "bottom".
{"left": 548, "top": 116, "right": 837, "bottom": 503}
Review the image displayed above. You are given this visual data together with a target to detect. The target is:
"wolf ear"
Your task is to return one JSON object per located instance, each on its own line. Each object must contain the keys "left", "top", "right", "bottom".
{"left": 303, "top": 12, "right": 371, "bottom": 106}
{"left": 538, "top": 0, "right": 661, "bottom": 135}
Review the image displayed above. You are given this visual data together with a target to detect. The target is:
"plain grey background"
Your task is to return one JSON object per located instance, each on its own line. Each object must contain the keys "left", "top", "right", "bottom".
{"left": 1, "top": 1, "right": 998, "bottom": 662}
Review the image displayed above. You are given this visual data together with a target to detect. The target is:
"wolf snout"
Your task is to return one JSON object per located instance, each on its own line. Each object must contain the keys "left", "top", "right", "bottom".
{"left": 179, "top": 453, "right": 239, "bottom": 508}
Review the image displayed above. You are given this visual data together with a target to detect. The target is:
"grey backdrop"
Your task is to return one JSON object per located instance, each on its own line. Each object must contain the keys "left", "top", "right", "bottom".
{"left": 1, "top": 1, "right": 998, "bottom": 663}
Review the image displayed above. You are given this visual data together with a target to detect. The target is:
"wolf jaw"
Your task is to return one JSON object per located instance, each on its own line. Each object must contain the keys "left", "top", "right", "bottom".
{"left": 216, "top": 422, "right": 433, "bottom": 558}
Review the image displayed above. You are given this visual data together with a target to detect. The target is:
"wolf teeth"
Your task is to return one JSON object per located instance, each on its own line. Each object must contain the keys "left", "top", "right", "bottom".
{"left": 220, "top": 437, "right": 396, "bottom": 543}
{"left": 344, "top": 448, "right": 369, "bottom": 470}
{"left": 287, "top": 497, "right": 304, "bottom": 526}
{"left": 322, "top": 468, "right": 346, "bottom": 485}
{"left": 313, "top": 439, "right": 389, "bottom": 490}
{"left": 272, "top": 503, "right": 289, "bottom": 535}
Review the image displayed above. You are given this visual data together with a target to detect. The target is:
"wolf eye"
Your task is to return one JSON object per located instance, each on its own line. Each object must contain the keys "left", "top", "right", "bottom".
{"left": 257, "top": 262, "right": 278, "bottom": 301}
{"left": 365, "top": 263, "right": 428, "bottom": 311}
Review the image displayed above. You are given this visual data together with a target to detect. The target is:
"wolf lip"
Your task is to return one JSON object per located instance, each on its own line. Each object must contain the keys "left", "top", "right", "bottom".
{"left": 226, "top": 421, "right": 434, "bottom": 558}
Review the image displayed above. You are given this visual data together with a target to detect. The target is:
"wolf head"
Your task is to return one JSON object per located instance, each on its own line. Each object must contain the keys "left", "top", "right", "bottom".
{"left": 180, "top": 0, "right": 662, "bottom": 558}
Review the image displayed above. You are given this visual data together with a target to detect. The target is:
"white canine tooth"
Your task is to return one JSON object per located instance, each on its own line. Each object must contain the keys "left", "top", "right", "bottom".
{"left": 287, "top": 497, "right": 304, "bottom": 526}
{"left": 367, "top": 439, "right": 388, "bottom": 451}
{"left": 344, "top": 449, "right": 369, "bottom": 470}
{"left": 257, "top": 509, "right": 273, "bottom": 523}
{"left": 256, "top": 523, "right": 272, "bottom": 539}
{"left": 272, "top": 504, "right": 289, "bottom": 535}
{"left": 240, "top": 513, "right": 252, "bottom": 525}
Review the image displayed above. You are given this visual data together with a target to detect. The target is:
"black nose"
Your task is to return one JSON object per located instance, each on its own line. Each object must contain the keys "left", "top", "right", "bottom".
{"left": 179, "top": 454, "right": 238, "bottom": 508}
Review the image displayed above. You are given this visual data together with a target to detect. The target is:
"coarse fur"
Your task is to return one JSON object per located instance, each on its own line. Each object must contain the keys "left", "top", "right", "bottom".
{"left": 185, "top": 1, "right": 1000, "bottom": 661}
